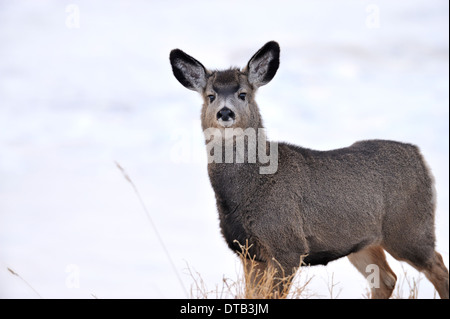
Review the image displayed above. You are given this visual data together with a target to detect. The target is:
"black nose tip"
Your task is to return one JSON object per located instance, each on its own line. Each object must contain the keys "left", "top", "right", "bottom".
{"left": 217, "top": 107, "right": 235, "bottom": 121}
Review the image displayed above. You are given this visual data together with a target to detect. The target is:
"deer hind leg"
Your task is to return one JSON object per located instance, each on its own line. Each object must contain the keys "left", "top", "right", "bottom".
{"left": 423, "top": 252, "right": 449, "bottom": 299}
{"left": 389, "top": 249, "right": 449, "bottom": 299}
{"left": 421, "top": 251, "right": 449, "bottom": 299}
{"left": 348, "top": 245, "right": 397, "bottom": 299}
{"left": 382, "top": 233, "right": 449, "bottom": 299}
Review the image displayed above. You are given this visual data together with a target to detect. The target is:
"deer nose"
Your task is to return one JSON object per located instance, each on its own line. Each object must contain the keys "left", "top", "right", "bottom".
{"left": 217, "top": 107, "right": 235, "bottom": 121}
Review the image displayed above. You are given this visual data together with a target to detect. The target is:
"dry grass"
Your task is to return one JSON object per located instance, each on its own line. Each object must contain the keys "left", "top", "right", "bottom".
{"left": 391, "top": 265, "right": 425, "bottom": 299}
{"left": 186, "top": 244, "right": 437, "bottom": 299}
{"left": 7, "top": 267, "right": 42, "bottom": 298}
{"left": 115, "top": 161, "right": 189, "bottom": 297}
{"left": 324, "top": 271, "right": 342, "bottom": 299}
{"left": 237, "top": 240, "right": 312, "bottom": 299}
{"left": 186, "top": 240, "right": 314, "bottom": 299}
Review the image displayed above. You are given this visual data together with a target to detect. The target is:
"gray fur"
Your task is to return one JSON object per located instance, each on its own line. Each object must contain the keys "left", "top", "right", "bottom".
{"left": 169, "top": 41, "right": 449, "bottom": 298}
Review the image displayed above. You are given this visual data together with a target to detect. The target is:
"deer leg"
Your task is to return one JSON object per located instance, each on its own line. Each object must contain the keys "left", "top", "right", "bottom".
{"left": 395, "top": 251, "right": 449, "bottom": 299}
{"left": 348, "top": 245, "right": 397, "bottom": 299}
{"left": 421, "top": 252, "right": 449, "bottom": 299}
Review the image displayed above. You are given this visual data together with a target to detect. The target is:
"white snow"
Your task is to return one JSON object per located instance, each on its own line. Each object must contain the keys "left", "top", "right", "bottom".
{"left": 0, "top": 0, "right": 448, "bottom": 298}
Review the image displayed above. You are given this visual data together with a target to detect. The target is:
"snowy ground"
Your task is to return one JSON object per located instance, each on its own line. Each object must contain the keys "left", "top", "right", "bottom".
{"left": 0, "top": 0, "right": 448, "bottom": 298}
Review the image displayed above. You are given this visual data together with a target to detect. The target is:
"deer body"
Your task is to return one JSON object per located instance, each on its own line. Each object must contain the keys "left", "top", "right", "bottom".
{"left": 213, "top": 140, "right": 434, "bottom": 266}
{"left": 169, "top": 41, "right": 449, "bottom": 298}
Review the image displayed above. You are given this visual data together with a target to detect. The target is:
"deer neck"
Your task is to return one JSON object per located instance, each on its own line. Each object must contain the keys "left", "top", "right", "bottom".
{"left": 205, "top": 126, "right": 278, "bottom": 212}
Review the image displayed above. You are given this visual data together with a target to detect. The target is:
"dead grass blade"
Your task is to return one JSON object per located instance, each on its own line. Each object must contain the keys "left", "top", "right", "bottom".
{"left": 115, "top": 161, "right": 188, "bottom": 297}
{"left": 7, "top": 267, "right": 42, "bottom": 298}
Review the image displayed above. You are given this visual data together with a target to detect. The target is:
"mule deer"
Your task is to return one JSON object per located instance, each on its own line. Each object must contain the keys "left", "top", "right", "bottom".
{"left": 169, "top": 41, "right": 449, "bottom": 299}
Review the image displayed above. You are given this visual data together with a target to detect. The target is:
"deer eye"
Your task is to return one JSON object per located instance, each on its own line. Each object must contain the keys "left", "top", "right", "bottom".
{"left": 238, "top": 92, "right": 247, "bottom": 101}
{"left": 208, "top": 95, "right": 215, "bottom": 103}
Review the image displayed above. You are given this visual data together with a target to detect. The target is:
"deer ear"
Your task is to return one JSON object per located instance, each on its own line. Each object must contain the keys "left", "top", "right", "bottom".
{"left": 170, "top": 49, "right": 208, "bottom": 92}
{"left": 244, "top": 41, "right": 280, "bottom": 88}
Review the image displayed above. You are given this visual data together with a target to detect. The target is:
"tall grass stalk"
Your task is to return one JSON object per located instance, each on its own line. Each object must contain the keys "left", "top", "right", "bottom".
{"left": 115, "top": 161, "right": 188, "bottom": 297}
{"left": 7, "top": 267, "right": 42, "bottom": 298}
